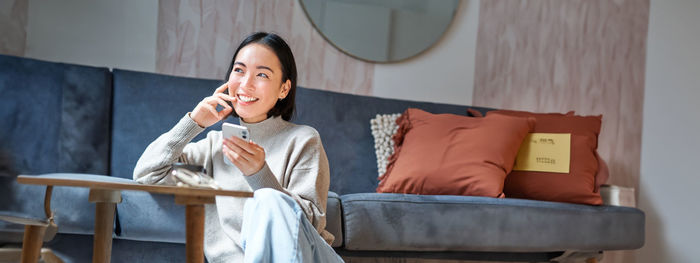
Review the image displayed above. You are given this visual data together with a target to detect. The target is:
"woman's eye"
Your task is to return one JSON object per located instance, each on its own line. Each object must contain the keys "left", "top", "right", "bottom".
{"left": 234, "top": 68, "right": 244, "bottom": 73}
{"left": 257, "top": 73, "right": 269, "bottom": 79}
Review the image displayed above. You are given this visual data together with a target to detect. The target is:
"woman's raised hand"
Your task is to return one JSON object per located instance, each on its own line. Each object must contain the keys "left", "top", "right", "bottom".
{"left": 190, "top": 83, "right": 237, "bottom": 128}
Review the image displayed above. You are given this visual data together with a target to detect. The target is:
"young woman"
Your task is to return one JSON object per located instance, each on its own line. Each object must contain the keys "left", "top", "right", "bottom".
{"left": 134, "top": 32, "right": 343, "bottom": 263}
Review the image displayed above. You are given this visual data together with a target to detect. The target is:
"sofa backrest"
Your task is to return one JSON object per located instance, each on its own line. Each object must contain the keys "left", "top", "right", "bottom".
{"left": 110, "top": 69, "right": 232, "bottom": 179}
{"left": 0, "top": 55, "right": 111, "bottom": 221}
{"left": 110, "top": 68, "right": 494, "bottom": 194}
{"left": 0, "top": 54, "right": 112, "bottom": 176}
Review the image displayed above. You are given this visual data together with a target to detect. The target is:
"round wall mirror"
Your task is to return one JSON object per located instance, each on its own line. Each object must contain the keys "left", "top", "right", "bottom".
{"left": 299, "top": 0, "right": 460, "bottom": 63}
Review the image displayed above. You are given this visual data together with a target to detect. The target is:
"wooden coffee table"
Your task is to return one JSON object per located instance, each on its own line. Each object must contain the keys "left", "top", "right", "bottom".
{"left": 17, "top": 173, "right": 252, "bottom": 263}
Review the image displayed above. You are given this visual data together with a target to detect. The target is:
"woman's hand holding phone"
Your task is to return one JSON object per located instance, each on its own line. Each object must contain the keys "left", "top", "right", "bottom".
{"left": 222, "top": 136, "right": 266, "bottom": 176}
{"left": 190, "top": 83, "right": 237, "bottom": 128}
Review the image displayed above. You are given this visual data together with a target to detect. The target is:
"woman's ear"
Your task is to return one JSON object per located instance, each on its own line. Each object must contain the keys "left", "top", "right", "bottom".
{"left": 279, "top": 79, "right": 291, "bottom": 99}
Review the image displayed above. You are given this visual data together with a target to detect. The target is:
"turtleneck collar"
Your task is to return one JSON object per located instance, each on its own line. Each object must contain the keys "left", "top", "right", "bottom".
{"left": 239, "top": 115, "right": 288, "bottom": 141}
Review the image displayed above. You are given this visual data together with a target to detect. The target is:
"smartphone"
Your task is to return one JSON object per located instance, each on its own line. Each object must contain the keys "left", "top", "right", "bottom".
{"left": 222, "top": 122, "right": 250, "bottom": 165}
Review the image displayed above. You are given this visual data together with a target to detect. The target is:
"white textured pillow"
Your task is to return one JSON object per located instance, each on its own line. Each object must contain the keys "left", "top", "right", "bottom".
{"left": 370, "top": 113, "right": 401, "bottom": 177}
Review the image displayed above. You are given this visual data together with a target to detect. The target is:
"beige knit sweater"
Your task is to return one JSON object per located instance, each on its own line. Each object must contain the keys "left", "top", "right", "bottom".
{"left": 133, "top": 114, "right": 332, "bottom": 263}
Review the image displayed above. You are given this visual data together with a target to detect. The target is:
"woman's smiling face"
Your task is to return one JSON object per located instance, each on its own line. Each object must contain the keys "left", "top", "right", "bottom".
{"left": 228, "top": 43, "right": 290, "bottom": 123}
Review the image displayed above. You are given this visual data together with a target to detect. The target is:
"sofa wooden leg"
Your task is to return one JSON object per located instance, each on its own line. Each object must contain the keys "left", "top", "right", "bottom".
{"left": 586, "top": 258, "right": 598, "bottom": 263}
{"left": 21, "top": 224, "right": 47, "bottom": 263}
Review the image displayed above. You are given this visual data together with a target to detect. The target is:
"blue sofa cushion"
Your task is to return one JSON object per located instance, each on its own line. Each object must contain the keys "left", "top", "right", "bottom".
{"left": 0, "top": 54, "right": 111, "bottom": 176}
{"left": 341, "top": 193, "right": 644, "bottom": 251}
{"left": 293, "top": 87, "right": 494, "bottom": 195}
{"left": 111, "top": 69, "right": 233, "bottom": 179}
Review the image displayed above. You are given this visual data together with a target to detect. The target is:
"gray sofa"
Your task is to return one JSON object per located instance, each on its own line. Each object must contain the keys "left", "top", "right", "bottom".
{"left": 0, "top": 54, "right": 644, "bottom": 262}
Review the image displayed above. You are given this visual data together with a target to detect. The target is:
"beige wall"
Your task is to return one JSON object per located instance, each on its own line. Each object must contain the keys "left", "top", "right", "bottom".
{"left": 637, "top": 1, "right": 700, "bottom": 262}
{"left": 19, "top": 0, "right": 158, "bottom": 73}
{"left": 0, "top": 0, "right": 27, "bottom": 57}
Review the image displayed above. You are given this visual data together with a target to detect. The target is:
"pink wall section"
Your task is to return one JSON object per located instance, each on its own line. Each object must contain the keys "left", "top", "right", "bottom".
{"left": 0, "top": 0, "right": 27, "bottom": 57}
{"left": 155, "top": 0, "right": 373, "bottom": 95}
{"left": 473, "top": 0, "right": 649, "bottom": 191}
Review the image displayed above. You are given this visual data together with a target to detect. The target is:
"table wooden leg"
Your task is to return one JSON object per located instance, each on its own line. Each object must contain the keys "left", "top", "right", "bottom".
{"left": 175, "top": 195, "right": 215, "bottom": 263}
{"left": 186, "top": 204, "right": 205, "bottom": 263}
{"left": 92, "top": 202, "right": 116, "bottom": 263}
{"left": 20, "top": 224, "right": 47, "bottom": 263}
{"left": 89, "top": 189, "right": 121, "bottom": 263}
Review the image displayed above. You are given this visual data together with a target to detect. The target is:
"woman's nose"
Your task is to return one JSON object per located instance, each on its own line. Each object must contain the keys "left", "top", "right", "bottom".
{"left": 239, "top": 74, "right": 253, "bottom": 88}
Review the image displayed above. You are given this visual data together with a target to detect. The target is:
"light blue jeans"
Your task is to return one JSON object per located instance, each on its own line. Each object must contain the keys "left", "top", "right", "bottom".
{"left": 241, "top": 188, "right": 345, "bottom": 263}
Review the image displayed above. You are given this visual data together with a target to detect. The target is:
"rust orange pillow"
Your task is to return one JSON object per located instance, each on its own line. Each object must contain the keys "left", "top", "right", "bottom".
{"left": 487, "top": 110, "right": 603, "bottom": 205}
{"left": 377, "top": 108, "right": 532, "bottom": 197}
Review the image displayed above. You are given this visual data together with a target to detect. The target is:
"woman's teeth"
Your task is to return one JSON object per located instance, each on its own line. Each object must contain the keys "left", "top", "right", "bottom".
{"left": 237, "top": 94, "right": 259, "bottom": 102}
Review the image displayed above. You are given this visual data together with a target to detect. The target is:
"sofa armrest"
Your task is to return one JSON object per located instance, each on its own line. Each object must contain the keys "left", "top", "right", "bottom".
{"left": 326, "top": 191, "right": 343, "bottom": 247}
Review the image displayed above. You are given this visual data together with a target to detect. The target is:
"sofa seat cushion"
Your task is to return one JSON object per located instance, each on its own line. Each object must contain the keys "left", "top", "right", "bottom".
{"left": 116, "top": 190, "right": 344, "bottom": 247}
{"left": 341, "top": 193, "right": 644, "bottom": 252}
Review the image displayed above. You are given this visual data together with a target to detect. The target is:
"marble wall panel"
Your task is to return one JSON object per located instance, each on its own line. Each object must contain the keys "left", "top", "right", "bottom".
{"left": 156, "top": 0, "right": 373, "bottom": 95}
{"left": 0, "top": 0, "right": 28, "bottom": 56}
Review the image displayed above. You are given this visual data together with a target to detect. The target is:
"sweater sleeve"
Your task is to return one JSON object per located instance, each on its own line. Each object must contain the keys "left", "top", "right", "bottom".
{"left": 244, "top": 128, "right": 331, "bottom": 235}
{"left": 133, "top": 114, "right": 210, "bottom": 185}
